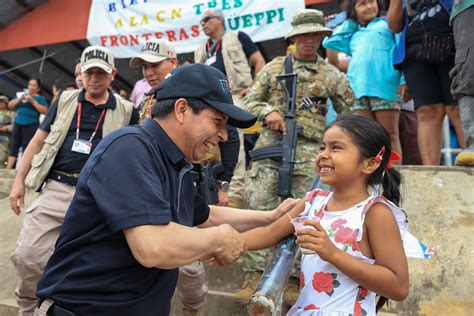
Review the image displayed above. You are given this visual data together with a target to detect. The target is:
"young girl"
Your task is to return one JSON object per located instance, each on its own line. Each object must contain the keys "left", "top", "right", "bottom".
{"left": 243, "top": 114, "right": 409, "bottom": 315}
{"left": 323, "top": 0, "right": 406, "bottom": 162}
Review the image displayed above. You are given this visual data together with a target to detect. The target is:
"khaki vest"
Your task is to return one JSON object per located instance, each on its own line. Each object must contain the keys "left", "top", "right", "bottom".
{"left": 195, "top": 32, "right": 253, "bottom": 91}
{"left": 25, "top": 89, "right": 133, "bottom": 191}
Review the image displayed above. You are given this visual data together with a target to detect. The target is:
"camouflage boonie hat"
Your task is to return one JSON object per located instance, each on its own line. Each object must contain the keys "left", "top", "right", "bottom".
{"left": 285, "top": 9, "right": 332, "bottom": 39}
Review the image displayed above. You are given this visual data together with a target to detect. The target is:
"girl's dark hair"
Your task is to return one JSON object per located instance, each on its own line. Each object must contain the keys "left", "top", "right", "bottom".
{"left": 326, "top": 113, "right": 402, "bottom": 205}
{"left": 327, "top": 114, "right": 400, "bottom": 311}
{"left": 344, "top": 0, "right": 384, "bottom": 25}
{"left": 151, "top": 98, "right": 208, "bottom": 119}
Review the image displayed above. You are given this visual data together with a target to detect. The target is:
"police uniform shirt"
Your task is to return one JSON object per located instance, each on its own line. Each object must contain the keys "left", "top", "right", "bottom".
{"left": 39, "top": 89, "right": 139, "bottom": 174}
{"left": 36, "top": 118, "right": 210, "bottom": 315}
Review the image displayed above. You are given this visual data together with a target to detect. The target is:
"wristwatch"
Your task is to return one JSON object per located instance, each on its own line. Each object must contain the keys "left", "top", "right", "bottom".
{"left": 217, "top": 180, "right": 230, "bottom": 192}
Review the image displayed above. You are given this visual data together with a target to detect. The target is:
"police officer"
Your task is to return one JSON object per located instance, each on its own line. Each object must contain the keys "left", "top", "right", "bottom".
{"left": 238, "top": 9, "right": 355, "bottom": 303}
{"left": 9, "top": 46, "right": 138, "bottom": 316}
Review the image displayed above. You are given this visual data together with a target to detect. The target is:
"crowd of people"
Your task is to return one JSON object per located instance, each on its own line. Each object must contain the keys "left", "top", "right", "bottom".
{"left": 1, "top": 1, "right": 472, "bottom": 316}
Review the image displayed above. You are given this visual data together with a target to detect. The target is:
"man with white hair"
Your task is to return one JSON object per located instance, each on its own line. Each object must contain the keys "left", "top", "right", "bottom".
{"left": 195, "top": 9, "right": 266, "bottom": 209}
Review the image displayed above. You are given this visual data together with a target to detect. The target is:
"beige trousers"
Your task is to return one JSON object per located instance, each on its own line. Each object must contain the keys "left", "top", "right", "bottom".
{"left": 11, "top": 180, "right": 76, "bottom": 316}
{"left": 227, "top": 93, "right": 248, "bottom": 209}
{"left": 177, "top": 261, "right": 208, "bottom": 310}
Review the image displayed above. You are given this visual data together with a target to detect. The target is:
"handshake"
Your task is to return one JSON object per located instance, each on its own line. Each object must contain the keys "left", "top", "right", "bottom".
{"left": 206, "top": 224, "right": 247, "bottom": 267}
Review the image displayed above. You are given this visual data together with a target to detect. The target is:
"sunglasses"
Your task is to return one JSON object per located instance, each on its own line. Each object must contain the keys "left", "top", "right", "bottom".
{"left": 201, "top": 16, "right": 218, "bottom": 23}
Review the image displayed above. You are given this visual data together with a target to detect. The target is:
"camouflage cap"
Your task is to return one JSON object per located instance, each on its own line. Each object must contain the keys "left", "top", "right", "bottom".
{"left": 285, "top": 9, "right": 332, "bottom": 39}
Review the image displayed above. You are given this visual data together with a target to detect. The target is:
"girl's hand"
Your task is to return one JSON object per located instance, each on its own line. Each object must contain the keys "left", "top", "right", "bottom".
{"left": 296, "top": 219, "right": 340, "bottom": 262}
{"left": 398, "top": 84, "right": 411, "bottom": 102}
{"left": 324, "top": 14, "right": 337, "bottom": 28}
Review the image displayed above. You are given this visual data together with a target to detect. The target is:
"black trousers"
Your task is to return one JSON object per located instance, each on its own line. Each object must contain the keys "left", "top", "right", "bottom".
{"left": 10, "top": 121, "right": 39, "bottom": 157}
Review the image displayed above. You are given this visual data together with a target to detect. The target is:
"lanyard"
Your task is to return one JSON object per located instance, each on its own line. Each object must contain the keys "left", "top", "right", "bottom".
{"left": 206, "top": 39, "right": 222, "bottom": 58}
{"left": 75, "top": 102, "right": 107, "bottom": 142}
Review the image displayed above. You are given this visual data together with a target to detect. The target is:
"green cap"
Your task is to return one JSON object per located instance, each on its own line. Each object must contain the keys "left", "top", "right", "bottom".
{"left": 285, "top": 9, "right": 332, "bottom": 39}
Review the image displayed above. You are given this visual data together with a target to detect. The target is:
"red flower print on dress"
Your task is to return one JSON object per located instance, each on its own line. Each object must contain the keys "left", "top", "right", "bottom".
{"left": 359, "top": 286, "right": 368, "bottom": 299}
{"left": 312, "top": 272, "right": 340, "bottom": 296}
{"left": 305, "top": 189, "right": 318, "bottom": 202}
{"left": 300, "top": 271, "right": 305, "bottom": 289}
{"left": 330, "top": 218, "right": 347, "bottom": 231}
{"left": 334, "top": 226, "right": 358, "bottom": 245}
{"left": 354, "top": 301, "right": 362, "bottom": 316}
{"left": 303, "top": 304, "right": 320, "bottom": 311}
{"left": 353, "top": 300, "right": 368, "bottom": 316}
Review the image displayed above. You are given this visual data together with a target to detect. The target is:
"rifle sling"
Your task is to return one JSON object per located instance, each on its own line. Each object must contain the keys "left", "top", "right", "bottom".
{"left": 284, "top": 56, "right": 293, "bottom": 93}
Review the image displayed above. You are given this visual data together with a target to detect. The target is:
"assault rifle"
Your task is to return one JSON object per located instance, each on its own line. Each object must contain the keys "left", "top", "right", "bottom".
{"left": 249, "top": 73, "right": 301, "bottom": 199}
{"left": 191, "top": 162, "right": 224, "bottom": 205}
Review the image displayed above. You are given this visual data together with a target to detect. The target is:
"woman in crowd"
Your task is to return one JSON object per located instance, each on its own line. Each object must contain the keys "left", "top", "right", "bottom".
{"left": 7, "top": 78, "right": 47, "bottom": 169}
{"left": 387, "top": 0, "right": 465, "bottom": 165}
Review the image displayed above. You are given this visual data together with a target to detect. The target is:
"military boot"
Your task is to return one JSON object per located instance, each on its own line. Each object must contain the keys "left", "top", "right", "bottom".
{"left": 283, "top": 277, "right": 300, "bottom": 306}
{"left": 234, "top": 272, "right": 262, "bottom": 301}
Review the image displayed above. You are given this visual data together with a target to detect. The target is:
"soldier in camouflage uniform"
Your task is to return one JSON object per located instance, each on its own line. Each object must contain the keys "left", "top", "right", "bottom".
{"left": 0, "top": 96, "right": 13, "bottom": 167}
{"left": 236, "top": 9, "right": 355, "bottom": 304}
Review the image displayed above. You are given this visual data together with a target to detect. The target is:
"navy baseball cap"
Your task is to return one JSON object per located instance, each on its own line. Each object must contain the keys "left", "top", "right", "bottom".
{"left": 155, "top": 64, "right": 257, "bottom": 128}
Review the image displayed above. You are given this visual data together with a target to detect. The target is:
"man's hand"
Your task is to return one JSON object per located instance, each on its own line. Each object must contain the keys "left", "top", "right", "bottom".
{"left": 265, "top": 111, "right": 287, "bottom": 134}
{"left": 269, "top": 198, "right": 301, "bottom": 221}
{"left": 208, "top": 224, "right": 246, "bottom": 266}
{"left": 9, "top": 180, "right": 25, "bottom": 215}
{"left": 216, "top": 190, "right": 229, "bottom": 206}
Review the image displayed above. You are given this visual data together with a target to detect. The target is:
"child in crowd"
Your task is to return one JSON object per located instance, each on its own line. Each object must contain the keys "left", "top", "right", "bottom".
{"left": 323, "top": 0, "right": 405, "bottom": 162}
{"left": 243, "top": 114, "right": 409, "bottom": 315}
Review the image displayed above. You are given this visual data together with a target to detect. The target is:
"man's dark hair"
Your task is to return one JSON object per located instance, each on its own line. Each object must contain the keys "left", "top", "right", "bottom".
{"left": 151, "top": 98, "right": 209, "bottom": 119}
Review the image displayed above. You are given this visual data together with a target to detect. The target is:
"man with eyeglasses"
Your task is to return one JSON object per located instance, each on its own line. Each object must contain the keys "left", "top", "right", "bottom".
{"left": 195, "top": 9, "right": 266, "bottom": 210}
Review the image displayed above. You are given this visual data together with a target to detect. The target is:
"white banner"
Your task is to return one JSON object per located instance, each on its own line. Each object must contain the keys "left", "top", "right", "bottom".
{"left": 86, "top": 0, "right": 305, "bottom": 58}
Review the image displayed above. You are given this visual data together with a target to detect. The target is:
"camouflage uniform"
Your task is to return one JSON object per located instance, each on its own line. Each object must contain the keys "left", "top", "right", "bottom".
{"left": 137, "top": 95, "right": 156, "bottom": 125}
{"left": 0, "top": 110, "right": 13, "bottom": 166}
{"left": 243, "top": 56, "right": 354, "bottom": 273}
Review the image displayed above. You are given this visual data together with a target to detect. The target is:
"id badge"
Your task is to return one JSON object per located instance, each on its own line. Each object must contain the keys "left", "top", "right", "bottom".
{"left": 71, "top": 139, "right": 92, "bottom": 155}
{"left": 205, "top": 55, "right": 216, "bottom": 66}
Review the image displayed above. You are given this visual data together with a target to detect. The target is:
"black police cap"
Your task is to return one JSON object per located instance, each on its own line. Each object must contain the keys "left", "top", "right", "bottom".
{"left": 155, "top": 64, "right": 257, "bottom": 128}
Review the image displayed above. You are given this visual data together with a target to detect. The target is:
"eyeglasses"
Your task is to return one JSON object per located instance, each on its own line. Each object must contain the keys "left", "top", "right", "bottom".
{"left": 200, "top": 16, "right": 218, "bottom": 24}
